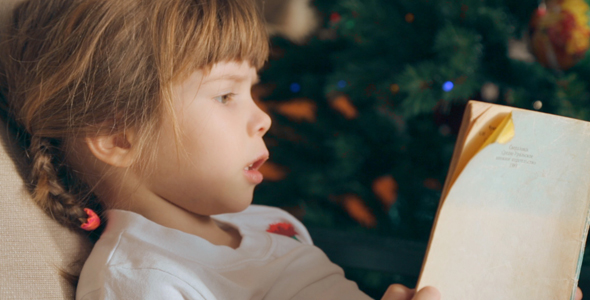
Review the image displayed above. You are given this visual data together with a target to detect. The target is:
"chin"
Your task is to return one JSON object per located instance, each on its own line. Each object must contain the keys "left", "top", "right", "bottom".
{"left": 230, "top": 199, "right": 253, "bottom": 213}
{"left": 218, "top": 195, "right": 253, "bottom": 215}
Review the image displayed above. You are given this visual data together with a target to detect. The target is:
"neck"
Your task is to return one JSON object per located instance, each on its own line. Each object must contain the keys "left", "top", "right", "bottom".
{"left": 138, "top": 197, "right": 242, "bottom": 249}
{"left": 99, "top": 178, "right": 242, "bottom": 249}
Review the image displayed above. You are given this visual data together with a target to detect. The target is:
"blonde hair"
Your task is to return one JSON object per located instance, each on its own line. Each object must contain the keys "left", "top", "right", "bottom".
{"left": 0, "top": 0, "right": 269, "bottom": 232}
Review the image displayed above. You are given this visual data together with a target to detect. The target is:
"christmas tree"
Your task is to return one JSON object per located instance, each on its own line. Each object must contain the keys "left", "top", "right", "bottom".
{"left": 254, "top": 0, "right": 590, "bottom": 296}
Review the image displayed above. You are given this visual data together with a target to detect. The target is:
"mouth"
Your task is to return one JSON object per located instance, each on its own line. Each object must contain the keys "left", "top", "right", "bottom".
{"left": 243, "top": 153, "right": 269, "bottom": 184}
{"left": 244, "top": 153, "right": 269, "bottom": 171}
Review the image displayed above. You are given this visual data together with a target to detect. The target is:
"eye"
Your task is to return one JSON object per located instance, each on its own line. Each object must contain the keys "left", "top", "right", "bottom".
{"left": 214, "top": 93, "right": 235, "bottom": 104}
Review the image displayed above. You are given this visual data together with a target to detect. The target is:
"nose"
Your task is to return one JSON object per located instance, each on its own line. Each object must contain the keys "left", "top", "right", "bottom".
{"left": 249, "top": 100, "right": 272, "bottom": 137}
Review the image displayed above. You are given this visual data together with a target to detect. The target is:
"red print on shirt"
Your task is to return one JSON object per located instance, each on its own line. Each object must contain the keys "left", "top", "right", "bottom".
{"left": 266, "top": 222, "right": 299, "bottom": 241}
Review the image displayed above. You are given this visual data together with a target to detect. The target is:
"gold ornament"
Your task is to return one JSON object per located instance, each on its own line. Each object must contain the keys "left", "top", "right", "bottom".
{"left": 529, "top": 0, "right": 590, "bottom": 70}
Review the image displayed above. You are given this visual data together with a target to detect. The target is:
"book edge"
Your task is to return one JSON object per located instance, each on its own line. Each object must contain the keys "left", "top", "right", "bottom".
{"left": 416, "top": 100, "right": 488, "bottom": 287}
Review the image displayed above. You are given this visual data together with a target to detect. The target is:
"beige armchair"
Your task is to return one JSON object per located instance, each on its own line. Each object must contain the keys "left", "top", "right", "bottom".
{"left": 1, "top": 1, "right": 93, "bottom": 291}
{"left": 0, "top": 119, "right": 92, "bottom": 300}
{"left": 0, "top": 1, "right": 89, "bottom": 298}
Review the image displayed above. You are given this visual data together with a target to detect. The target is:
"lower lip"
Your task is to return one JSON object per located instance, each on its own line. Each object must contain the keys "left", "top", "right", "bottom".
{"left": 244, "top": 169, "right": 264, "bottom": 184}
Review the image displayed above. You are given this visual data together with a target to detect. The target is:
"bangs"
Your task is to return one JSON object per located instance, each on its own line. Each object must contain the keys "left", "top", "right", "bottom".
{"left": 156, "top": 0, "right": 269, "bottom": 82}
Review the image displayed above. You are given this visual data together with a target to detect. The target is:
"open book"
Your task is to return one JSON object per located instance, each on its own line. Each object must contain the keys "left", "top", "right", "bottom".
{"left": 416, "top": 100, "right": 590, "bottom": 300}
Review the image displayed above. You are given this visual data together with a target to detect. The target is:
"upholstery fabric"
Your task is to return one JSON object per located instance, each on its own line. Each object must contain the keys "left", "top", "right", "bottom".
{"left": 0, "top": 2, "right": 90, "bottom": 299}
{"left": 0, "top": 119, "right": 92, "bottom": 299}
{"left": 0, "top": 1, "right": 92, "bottom": 299}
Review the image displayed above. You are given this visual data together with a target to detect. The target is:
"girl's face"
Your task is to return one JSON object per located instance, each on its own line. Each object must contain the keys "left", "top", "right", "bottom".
{"left": 145, "top": 61, "right": 271, "bottom": 216}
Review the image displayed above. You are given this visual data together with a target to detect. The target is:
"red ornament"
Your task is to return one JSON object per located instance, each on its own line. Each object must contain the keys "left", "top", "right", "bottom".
{"left": 330, "top": 12, "right": 341, "bottom": 24}
{"left": 266, "top": 222, "right": 298, "bottom": 240}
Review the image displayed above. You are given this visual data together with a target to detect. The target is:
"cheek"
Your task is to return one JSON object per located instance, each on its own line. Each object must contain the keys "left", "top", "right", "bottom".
{"left": 179, "top": 111, "right": 238, "bottom": 166}
{"left": 169, "top": 117, "right": 235, "bottom": 178}
{"left": 180, "top": 137, "right": 236, "bottom": 177}
{"left": 151, "top": 106, "right": 240, "bottom": 184}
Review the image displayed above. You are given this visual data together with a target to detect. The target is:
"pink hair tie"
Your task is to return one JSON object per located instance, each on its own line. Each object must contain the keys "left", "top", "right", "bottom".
{"left": 81, "top": 208, "right": 100, "bottom": 231}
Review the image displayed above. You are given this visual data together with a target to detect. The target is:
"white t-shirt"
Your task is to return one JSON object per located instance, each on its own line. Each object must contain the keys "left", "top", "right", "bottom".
{"left": 76, "top": 205, "right": 372, "bottom": 300}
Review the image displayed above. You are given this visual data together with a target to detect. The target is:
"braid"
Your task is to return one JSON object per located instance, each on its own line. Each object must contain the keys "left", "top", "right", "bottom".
{"left": 29, "top": 136, "right": 89, "bottom": 230}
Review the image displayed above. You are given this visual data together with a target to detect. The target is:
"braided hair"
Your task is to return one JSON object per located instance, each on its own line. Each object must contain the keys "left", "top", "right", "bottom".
{"left": 29, "top": 136, "right": 96, "bottom": 229}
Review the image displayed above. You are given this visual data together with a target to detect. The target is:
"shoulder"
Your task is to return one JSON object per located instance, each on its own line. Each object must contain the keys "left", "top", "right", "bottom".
{"left": 77, "top": 267, "right": 210, "bottom": 300}
{"left": 77, "top": 210, "right": 215, "bottom": 299}
{"left": 216, "top": 205, "right": 313, "bottom": 245}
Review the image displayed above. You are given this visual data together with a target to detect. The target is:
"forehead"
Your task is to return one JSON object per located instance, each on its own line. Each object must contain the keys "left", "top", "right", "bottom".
{"left": 173, "top": 61, "right": 259, "bottom": 97}
{"left": 201, "top": 61, "right": 258, "bottom": 84}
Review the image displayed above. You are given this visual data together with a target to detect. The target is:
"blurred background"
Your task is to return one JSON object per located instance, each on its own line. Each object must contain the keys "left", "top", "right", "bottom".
{"left": 253, "top": 0, "right": 590, "bottom": 297}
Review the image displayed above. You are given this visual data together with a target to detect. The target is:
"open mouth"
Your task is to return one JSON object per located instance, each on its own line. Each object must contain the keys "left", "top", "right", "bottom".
{"left": 244, "top": 155, "right": 268, "bottom": 171}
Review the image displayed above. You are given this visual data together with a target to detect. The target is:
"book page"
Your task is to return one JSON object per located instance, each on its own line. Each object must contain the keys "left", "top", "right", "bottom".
{"left": 418, "top": 106, "right": 590, "bottom": 300}
{"left": 441, "top": 102, "right": 514, "bottom": 203}
{"left": 442, "top": 101, "right": 513, "bottom": 199}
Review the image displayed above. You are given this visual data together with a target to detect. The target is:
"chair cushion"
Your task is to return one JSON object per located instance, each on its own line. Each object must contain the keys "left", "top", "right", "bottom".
{"left": 0, "top": 118, "right": 92, "bottom": 299}
{"left": 0, "top": 1, "right": 92, "bottom": 299}
{"left": 0, "top": 2, "right": 92, "bottom": 299}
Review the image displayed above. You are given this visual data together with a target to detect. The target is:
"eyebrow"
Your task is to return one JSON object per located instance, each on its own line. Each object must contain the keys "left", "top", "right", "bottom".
{"left": 202, "top": 74, "right": 260, "bottom": 85}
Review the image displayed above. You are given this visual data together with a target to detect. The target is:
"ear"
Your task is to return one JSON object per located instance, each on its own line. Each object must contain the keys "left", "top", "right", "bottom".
{"left": 84, "top": 131, "right": 137, "bottom": 168}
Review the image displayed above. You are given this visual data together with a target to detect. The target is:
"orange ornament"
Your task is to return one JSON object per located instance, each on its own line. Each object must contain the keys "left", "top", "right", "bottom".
{"left": 259, "top": 161, "right": 288, "bottom": 181}
{"left": 372, "top": 175, "right": 398, "bottom": 209}
{"left": 330, "top": 95, "right": 358, "bottom": 119}
{"left": 341, "top": 194, "right": 377, "bottom": 228}
{"left": 275, "top": 98, "right": 316, "bottom": 122}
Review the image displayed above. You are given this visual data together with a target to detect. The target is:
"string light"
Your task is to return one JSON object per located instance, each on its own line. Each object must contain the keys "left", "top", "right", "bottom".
{"left": 390, "top": 84, "right": 400, "bottom": 94}
{"left": 442, "top": 81, "right": 454, "bottom": 92}
{"left": 345, "top": 20, "right": 355, "bottom": 29}
{"left": 337, "top": 80, "right": 347, "bottom": 89}
{"left": 290, "top": 83, "right": 301, "bottom": 93}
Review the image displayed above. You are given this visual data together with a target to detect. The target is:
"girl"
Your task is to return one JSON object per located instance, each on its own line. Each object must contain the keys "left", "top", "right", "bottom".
{"left": 0, "top": 0, "right": 440, "bottom": 299}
